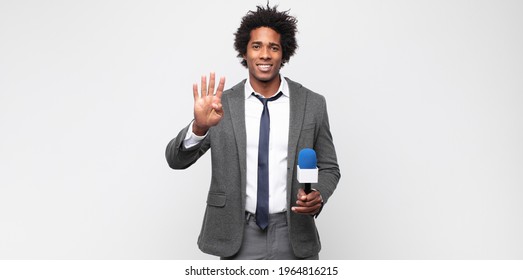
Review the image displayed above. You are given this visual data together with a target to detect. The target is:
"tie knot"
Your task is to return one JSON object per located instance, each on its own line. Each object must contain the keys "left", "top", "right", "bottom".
{"left": 253, "top": 91, "right": 283, "bottom": 105}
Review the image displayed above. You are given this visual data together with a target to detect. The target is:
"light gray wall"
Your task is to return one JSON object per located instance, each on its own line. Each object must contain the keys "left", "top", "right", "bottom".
{"left": 1, "top": 0, "right": 522, "bottom": 259}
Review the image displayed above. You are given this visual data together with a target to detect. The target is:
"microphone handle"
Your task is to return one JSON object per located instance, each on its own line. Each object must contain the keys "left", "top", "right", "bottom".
{"left": 304, "top": 183, "right": 312, "bottom": 194}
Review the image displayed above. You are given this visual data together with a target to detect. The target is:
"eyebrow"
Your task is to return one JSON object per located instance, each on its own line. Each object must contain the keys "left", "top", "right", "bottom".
{"left": 251, "top": 41, "right": 281, "bottom": 47}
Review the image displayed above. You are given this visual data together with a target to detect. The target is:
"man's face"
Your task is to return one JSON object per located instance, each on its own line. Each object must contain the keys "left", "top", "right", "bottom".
{"left": 243, "top": 27, "right": 283, "bottom": 86}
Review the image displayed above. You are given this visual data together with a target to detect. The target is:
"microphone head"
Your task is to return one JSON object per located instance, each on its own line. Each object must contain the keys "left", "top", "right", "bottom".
{"left": 298, "top": 148, "right": 317, "bottom": 169}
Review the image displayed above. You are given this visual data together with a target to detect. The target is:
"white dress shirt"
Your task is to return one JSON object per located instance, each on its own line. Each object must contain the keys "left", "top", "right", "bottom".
{"left": 184, "top": 75, "right": 290, "bottom": 214}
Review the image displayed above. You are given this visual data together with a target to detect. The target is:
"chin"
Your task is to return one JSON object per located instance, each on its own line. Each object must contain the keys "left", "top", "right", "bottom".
{"left": 254, "top": 73, "right": 278, "bottom": 83}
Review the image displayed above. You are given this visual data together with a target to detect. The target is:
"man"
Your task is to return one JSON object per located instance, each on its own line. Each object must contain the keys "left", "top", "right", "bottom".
{"left": 166, "top": 4, "right": 340, "bottom": 260}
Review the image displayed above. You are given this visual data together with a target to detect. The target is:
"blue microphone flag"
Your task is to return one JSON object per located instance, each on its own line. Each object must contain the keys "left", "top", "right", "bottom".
{"left": 298, "top": 148, "right": 317, "bottom": 169}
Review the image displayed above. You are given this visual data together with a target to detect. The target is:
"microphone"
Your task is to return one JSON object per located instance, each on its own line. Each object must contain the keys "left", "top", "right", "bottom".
{"left": 297, "top": 148, "right": 318, "bottom": 194}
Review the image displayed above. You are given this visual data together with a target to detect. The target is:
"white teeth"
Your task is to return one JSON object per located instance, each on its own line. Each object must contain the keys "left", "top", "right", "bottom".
{"left": 258, "top": 65, "right": 271, "bottom": 71}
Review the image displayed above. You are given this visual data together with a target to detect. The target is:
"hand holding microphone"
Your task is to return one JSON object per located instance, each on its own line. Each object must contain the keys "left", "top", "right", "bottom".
{"left": 292, "top": 148, "right": 323, "bottom": 215}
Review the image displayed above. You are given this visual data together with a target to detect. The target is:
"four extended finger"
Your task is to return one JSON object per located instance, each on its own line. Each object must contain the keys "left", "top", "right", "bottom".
{"left": 208, "top": 72, "right": 215, "bottom": 96}
{"left": 193, "top": 83, "right": 199, "bottom": 101}
{"left": 201, "top": 75, "right": 207, "bottom": 97}
{"left": 215, "top": 76, "right": 226, "bottom": 99}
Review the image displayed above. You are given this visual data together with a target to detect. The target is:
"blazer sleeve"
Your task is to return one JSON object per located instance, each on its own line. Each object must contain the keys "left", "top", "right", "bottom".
{"left": 313, "top": 96, "right": 341, "bottom": 205}
{"left": 165, "top": 122, "right": 211, "bottom": 170}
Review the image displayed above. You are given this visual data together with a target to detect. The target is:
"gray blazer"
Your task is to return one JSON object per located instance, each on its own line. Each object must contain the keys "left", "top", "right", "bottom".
{"left": 166, "top": 77, "right": 340, "bottom": 258}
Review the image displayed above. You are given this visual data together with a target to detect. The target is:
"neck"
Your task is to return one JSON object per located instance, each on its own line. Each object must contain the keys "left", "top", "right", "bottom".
{"left": 250, "top": 76, "right": 281, "bottom": 98}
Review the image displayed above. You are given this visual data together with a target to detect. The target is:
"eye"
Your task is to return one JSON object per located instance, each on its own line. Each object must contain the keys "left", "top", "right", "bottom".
{"left": 271, "top": 46, "right": 280, "bottom": 52}
{"left": 252, "top": 44, "right": 260, "bottom": 49}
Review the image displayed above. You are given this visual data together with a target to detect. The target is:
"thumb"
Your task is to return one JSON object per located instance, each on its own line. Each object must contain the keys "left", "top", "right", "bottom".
{"left": 297, "top": 188, "right": 307, "bottom": 200}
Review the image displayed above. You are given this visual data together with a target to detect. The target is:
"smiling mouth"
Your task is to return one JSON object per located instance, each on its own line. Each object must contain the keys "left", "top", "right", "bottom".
{"left": 257, "top": 64, "right": 272, "bottom": 72}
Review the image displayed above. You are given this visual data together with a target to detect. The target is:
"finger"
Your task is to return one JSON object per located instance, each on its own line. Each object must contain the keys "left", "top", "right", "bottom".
{"left": 212, "top": 102, "right": 223, "bottom": 113}
{"left": 201, "top": 75, "right": 207, "bottom": 97}
{"left": 297, "top": 190, "right": 321, "bottom": 204}
{"left": 215, "top": 76, "right": 226, "bottom": 99}
{"left": 296, "top": 196, "right": 322, "bottom": 207}
{"left": 306, "top": 191, "right": 321, "bottom": 201}
{"left": 297, "top": 188, "right": 305, "bottom": 197}
{"left": 299, "top": 202, "right": 322, "bottom": 212}
{"left": 208, "top": 72, "right": 215, "bottom": 95}
{"left": 193, "top": 83, "right": 198, "bottom": 101}
{"left": 298, "top": 189, "right": 321, "bottom": 202}
{"left": 292, "top": 204, "right": 321, "bottom": 214}
{"left": 297, "top": 188, "right": 307, "bottom": 201}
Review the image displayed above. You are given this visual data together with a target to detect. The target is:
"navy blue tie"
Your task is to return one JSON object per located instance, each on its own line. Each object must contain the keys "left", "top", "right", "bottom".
{"left": 253, "top": 91, "right": 283, "bottom": 230}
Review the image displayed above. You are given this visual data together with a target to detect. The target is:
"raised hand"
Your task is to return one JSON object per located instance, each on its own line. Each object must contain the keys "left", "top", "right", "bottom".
{"left": 192, "top": 72, "right": 226, "bottom": 136}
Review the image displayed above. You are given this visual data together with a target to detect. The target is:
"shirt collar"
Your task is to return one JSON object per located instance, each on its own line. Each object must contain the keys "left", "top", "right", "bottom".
{"left": 244, "top": 74, "right": 289, "bottom": 99}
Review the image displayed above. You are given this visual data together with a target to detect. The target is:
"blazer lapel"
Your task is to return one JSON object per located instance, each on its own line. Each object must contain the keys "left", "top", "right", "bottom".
{"left": 226, "top": 80, "right": 247, "bottom": 192}
{"left": 286, "top": 78, "right": 307, "bottom": 192}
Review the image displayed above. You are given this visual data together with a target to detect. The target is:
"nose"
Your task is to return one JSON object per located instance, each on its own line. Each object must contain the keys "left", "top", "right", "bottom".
{"left": 260, "top": 46, "right": 271, "bottom": 59}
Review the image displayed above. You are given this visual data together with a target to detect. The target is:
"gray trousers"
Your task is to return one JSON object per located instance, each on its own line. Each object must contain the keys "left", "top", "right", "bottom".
{"left": 221, "top": 212, "right": 319, "bottom": 260}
